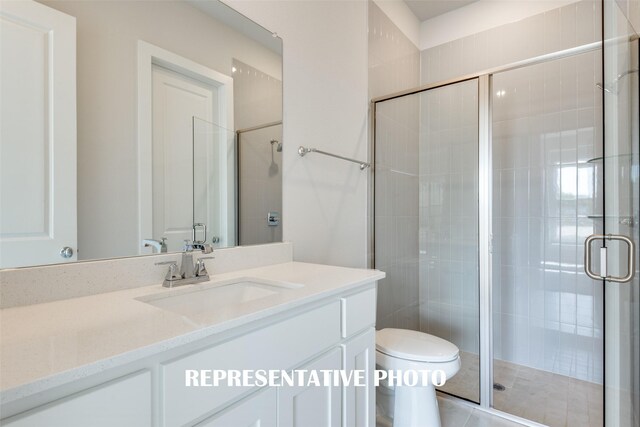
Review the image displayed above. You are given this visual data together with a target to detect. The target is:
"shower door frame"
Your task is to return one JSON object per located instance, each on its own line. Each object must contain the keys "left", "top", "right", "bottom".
{"left": 370, "top": 40, "right": 603, "bottom": 425}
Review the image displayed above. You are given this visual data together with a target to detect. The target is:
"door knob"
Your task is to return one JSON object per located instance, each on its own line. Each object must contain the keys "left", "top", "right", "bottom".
{"left": 60, "top": 247, "right": 74, "bottom": 259}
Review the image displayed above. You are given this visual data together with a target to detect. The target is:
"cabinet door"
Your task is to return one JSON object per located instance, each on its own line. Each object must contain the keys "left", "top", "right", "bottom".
{"left": 2, "top": 371, "right": 151, "bottom": 427}
{"left": 278, "top": 348, "right": 342, "bottom": 427}
{"left": 342, "top": 328, "right": 375, "bottom": 427}
{"left": 197, "top": 388, "right": 276, "bottom": 427}
{"left": 163, "top": 301, "right": 340, "bottom": 426}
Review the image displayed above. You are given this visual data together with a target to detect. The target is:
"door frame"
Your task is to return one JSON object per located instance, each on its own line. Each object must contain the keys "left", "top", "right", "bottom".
{"left": 137, "top": 41, "right": 233, "bottom": 254}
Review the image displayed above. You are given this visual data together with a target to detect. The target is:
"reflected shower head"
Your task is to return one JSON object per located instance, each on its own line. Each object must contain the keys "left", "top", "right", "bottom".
{"left": 597, "top": 69, "right": 639, "bottom": 94}
{"left": 271, "top": 139, "right": 282, "bottom": 152}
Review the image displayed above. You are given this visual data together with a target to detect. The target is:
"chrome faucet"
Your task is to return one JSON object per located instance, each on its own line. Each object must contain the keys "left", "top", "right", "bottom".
{"left": 143, "top": 238, "right": 167, "bottom": 253}
{"left": 155, "top": 240, "right": 214, "bottom": 288}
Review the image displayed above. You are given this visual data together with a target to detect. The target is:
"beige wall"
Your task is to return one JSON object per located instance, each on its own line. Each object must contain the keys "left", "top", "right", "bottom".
{"left": 226, "top": 0, "right": 370, "bottom": 268}
{"left": 419, "top": 0, "right": 578, "bottom": 50}
{"left": 420, "top": 0, "right": 601, "bottom": 85}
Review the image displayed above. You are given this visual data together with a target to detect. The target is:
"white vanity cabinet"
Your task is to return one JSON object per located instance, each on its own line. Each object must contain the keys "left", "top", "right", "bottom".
{"left": 278, "top": 348, "right": 343, "bottom": 427}
{"left": 2, "top": 372, "right": 152, "bottom": 427}
{"left": 1, "top": 284, "right": 377, "bottom": 427}
{"left": 196, "top": 388, "right": 277, "bottom": 427}
{"left": 342, "top": 328, "right": 376, "bottom": 427}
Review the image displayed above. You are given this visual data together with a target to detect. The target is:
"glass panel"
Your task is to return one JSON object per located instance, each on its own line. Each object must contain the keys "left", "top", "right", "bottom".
{"left": 491, "top": 50, "right": 604, "bottom": 426}
{"left": 236, "top": 123, "right": 283, "bottom": 246}
{"left": 192, "top": 117, "right": 237, "bottom": 249}
{"left": 374, "top": 78, "right": 480, "bottom": 404}
{"left": 602, "top": 1, "right": 640, "bottom": 425}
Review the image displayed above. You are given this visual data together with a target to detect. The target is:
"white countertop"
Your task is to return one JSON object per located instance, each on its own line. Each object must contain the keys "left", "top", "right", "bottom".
{"left": 0, "top": 262, "right": 384, "bottom": 404}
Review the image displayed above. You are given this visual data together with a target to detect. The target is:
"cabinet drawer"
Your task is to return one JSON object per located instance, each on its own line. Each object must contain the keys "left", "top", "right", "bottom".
{"left": 341, "top": 287, "right": 376, "bottom": 338}
{"left": 2, "top": 371, "right": 151, "bottom": 427}
{"left": 162, "top": 301, "right": 341, "bottom": 427}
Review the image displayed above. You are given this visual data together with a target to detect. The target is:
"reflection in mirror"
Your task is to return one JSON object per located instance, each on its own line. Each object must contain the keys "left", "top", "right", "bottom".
{"left": 0, "top": 0, "right": 282, "bottom": 268}
{"left": 233, "top": 59, "right": 283, "bottom": 246}
{"left": 237, "top": 122, "right": 283, "bottom": 246}
{"left": 193, "top": 118, "right": 236, "bottom": 250}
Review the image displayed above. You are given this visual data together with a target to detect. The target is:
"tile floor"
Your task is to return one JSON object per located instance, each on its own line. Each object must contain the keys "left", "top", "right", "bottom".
{"left": 437, "top": 352, "right": 603, "bottom": 427}
{"left": 377, "top": 395, "right": 524, "bottom": 427}
{"left": 439, "top": 397, "right": 525, "bottom": 427}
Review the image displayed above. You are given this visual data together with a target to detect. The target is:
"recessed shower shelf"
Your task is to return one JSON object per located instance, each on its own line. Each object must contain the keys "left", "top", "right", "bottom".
{"left": 585, "top": 214, "right": 636, "bottom": 226}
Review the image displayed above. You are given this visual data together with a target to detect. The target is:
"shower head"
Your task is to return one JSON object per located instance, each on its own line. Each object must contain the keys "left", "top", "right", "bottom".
{"left": 271, "top": 139, "right": 282, "bottom": 152}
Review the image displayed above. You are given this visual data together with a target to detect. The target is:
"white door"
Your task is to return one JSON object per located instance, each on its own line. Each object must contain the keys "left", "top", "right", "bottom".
{"left": 0, "top": 0, "right": 77, "bottom": 268}
{"left": 151, "top": 65, "right": 216, "bottom": 252}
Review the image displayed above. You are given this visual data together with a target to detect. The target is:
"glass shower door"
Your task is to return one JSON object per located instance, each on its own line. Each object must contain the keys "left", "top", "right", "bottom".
{"left": 599, "top": 1, "right": 640, "bottom": 425}
{"left": 192, "top": 117, "right": 237, "bottom": 248}
{"left": 374, "top": 78, "right": 481, "bottom": 404}
{"left": 491, "top": 49, "right": 605, "bottom": 426}
{"left": 418, "top": 79, "right": 480, "bottom": 404}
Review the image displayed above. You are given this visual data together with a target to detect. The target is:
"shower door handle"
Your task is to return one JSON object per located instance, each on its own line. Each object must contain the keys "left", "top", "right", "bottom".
{"left": 584, "top": 234, "right": 635, "bottom": 283}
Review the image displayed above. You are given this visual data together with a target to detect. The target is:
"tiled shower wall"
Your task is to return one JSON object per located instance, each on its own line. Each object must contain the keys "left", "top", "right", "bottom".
{"left": 370, "top": 1, "right": 421, "bottom": 329}
{"left": 233, "top": 59, "right": 283, "bottom": 246}
{"left": 373, "top": 0, "right": 604, "bottom": 383}
{"left": 418, "top": 80, "right": 480, "bottom": 357}
{"left": 492, "top": 52, "right": 604, "bottom": 383}
{"left": 420, "top": 0, "right": 601, "bottom": 86}
{"left": 417, "top": 0, "right": 604, "bottom": 383}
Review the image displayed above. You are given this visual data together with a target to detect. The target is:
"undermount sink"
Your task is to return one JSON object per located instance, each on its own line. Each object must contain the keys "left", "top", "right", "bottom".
{"left": 136, "top": 277, "right": 302, "bottom": 318}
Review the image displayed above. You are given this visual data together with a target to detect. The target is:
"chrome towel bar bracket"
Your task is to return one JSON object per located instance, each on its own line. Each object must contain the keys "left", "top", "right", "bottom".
{"left": 298, "top": 146, "right": 370, "bottom": 170}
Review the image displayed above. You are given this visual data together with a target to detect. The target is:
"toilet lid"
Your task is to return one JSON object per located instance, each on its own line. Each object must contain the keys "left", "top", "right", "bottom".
{"left": 376, "top": 328, "right": 459, "bottom": 362}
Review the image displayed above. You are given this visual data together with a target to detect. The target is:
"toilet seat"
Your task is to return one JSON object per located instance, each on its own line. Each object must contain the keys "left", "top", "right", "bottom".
{"left": 376, "top": 328, "right": 459, "bottom": 362}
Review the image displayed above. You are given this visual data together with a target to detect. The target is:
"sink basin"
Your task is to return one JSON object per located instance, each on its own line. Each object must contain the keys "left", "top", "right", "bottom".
{"left": 137, "top": 277, "right": 302, "bottom": 318}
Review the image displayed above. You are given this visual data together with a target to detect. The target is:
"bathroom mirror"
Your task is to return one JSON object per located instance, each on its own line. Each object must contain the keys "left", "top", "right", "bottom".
{"left": 0, "top": 0, "right": 283, "bottom": 268}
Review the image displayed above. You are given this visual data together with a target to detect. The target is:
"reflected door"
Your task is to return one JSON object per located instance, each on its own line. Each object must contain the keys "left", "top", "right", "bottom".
{"left": 600, "top": 2, "right": 640, "bottom": 425}
{"left": 151, "top": 65, "right": 216, "bottom": 252}
{"left": 0, "top": 1, "right": 77, "bottom": 268}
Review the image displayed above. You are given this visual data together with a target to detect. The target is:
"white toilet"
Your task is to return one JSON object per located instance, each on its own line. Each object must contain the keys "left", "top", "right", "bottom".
{"left": 376, "top": 328, "right": 461, "bottom": 427}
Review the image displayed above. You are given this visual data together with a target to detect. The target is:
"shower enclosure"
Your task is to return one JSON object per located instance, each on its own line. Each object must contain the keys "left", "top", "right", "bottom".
{"left": 192, "top": 118, "right": 283, "bottom": 248}
{"left": 236, "top": 121, "right": 283, "bottom": 246}
{"left": 372, "top": 1, "right": 639, "bottom": 425}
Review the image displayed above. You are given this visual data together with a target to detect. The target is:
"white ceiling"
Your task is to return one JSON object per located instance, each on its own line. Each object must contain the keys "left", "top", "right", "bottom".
{"left": 404, "top": 0, "right": 480, "bottom": 21}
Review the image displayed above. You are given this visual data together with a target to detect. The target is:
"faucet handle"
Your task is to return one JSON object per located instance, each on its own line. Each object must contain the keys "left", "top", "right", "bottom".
{"left": 195, "top": 257, "right": 215, "bottom": 277}
{"left": 184, "top": 239, "right": 213, "bottom": 254}
{"left": 155, "top": 261, "right": 181, "bottom": 281}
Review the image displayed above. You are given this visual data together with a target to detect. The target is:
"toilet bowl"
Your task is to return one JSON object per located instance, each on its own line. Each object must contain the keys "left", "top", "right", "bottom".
{"left": 376, "top": 328, "right": 461, "bottom": 427}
